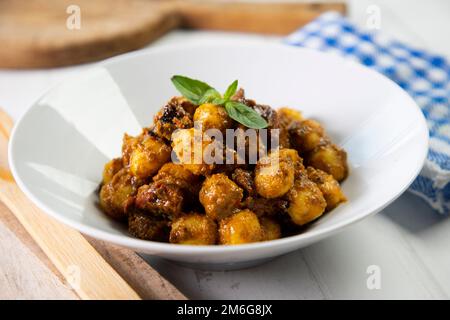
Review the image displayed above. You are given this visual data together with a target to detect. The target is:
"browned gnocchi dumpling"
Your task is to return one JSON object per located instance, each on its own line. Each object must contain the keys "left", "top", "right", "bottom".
{"left": 128, "top": 211, "right": 169, "bottom": 241}
{"left": 129, "top": 133, "right": 171, "bottom": 179}
{"left": 102, "top": 158, "right": 123, "bottom": 185}
{"left": 122, "top": 132, "right": 141, "bottom": 166}
{"left": 286, "top": 173, "right": 327, "bottom": 226}
{"left": 135, "top": 181, "right": 184, "bottom": 218}
{"left": 193, "top": 103, "right": 233, "bottom": 132}
{"left": 171, "top": 128, "right": 215, "bottom": 176}
{"left": 219, "top": 210, "right": 263, "bottom": 245}
{"left": 306, "top": 167, "right": 346, "bottom": 211}
{"left": 99, "top": 168, "right": 141, "bottom": 220}
{"left": 254, "top": 148, "right": 303, "bottom": 199}
{"left": 277, "top": 107, "right": 303, "bottom": 128}
{"left": 260, "top": 217, "right": 281, "bottom": 241}
{"left": 231, "top": 168, "right": 256, "bottom": 196}
{"left": 243, "top": 196, "right": 288, "bottom": 217}
{"left": 290, "top": 119, "right": 325, "bottom": 153}
{"left": 169, "top": 213, "right": 217, "bottom": 245}
{"left": 278, "top": 148, "right": 305, "bottom": 175}
{"left": 199, "top": 173, "right": 243, "bottom": 221}
{"left": 152, "top": 162, "right": 201, "bottom": 196}
{"left": 277, "top": 107, "right": 303, "bottom": 147}
{"left": 153, "top": 98, "right": 193, "bottom": 140}
{"left": 306, "top": 143, "right": 348, "bottom": 182}
{"left": 255, "top": 160, "right": 294, "bottom": 199}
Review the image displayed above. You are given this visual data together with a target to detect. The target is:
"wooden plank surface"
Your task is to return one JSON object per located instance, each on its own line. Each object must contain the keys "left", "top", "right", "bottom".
{"left": 86, "top": 238, "right": 187, "bottom": 299}
{"left": 0, "top": 201, "right": 78, "bottom": 299}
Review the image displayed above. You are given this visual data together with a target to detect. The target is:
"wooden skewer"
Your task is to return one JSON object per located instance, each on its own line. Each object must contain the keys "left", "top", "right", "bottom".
{"left": 0, "top": 108, "right": 186, "bottom": 300}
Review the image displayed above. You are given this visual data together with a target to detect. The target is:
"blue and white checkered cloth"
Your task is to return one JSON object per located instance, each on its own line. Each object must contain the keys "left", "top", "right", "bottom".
{"left": 285, "top": 12, "right": 450, "bottom": 214}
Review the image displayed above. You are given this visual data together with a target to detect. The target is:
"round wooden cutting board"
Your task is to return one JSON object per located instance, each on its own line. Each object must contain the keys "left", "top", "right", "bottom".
{"left": 0, "top": 0, "right": 179, "bottom": 68}
{"left": 0, "top": 0, "right": 346, "bottom": 69}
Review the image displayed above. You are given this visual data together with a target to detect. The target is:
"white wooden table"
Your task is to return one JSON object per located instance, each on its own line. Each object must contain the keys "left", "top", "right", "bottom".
{"left": 1, "top": 0, "right": 450, "bottom": 299}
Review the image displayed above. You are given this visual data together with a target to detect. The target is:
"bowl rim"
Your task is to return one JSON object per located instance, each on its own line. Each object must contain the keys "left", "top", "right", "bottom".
{"left": 9, "top": 41, "right": 429, "bottom": 255}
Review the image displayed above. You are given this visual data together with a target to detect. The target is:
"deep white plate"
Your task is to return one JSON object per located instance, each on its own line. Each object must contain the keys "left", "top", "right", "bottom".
{"left": 9, "top": 42, "right": 428, "bottom": 269}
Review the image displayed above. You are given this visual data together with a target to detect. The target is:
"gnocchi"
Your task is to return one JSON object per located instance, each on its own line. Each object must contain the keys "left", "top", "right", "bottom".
{"left": 98, "top": 83, "right": 348, "bottom": 245}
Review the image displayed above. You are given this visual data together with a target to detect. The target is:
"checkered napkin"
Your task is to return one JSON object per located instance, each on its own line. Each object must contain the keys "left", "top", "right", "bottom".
{"left": 285, "top": 12, "right": 450, "bottom": 214}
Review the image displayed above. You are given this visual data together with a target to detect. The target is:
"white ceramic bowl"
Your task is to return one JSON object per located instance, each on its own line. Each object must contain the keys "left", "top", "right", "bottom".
{"left": 9, "top": 42, "right": 428, "bottom": 269}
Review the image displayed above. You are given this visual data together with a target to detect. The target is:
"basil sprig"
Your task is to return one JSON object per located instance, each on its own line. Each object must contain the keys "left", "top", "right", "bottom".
{"left": 171, "top": 75, "right": 268, "bottom": 129}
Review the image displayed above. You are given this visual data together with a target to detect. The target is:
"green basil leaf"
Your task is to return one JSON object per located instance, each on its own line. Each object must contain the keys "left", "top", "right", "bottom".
{"left": 198, "top": 88, "right": 222, "bottom": 104}
{"left": 225, "top": 101, "right": 268, "bottom": 129}
{"left": 171, "top": 75, "right": 215, "bottom": 104}
{"left": 223, "top": 80, "right": 238, "bottom": 102}
{"left": 212, "top": 98, "right": 226, "bottom": 105}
